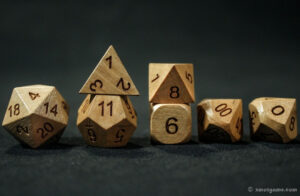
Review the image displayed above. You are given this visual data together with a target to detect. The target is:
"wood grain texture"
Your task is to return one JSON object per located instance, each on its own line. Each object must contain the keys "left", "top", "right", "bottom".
{"left": 150, "top": 103, "right": 191, "bottom": 144}
{"left": 2, "top": 85, "right": 69, "bottom": 148}
{"left": 197, "top": 99, "right": 243, "bottom": 143}
{"left": 79, "top": 45, "right": 139, "bottom": 96}
{"left": 149, "top": 63, "right": 195, "bottom": 103}
{"left": 249, "top": 97, "right": 297, "bottom": 143}
{"left": 77, "top": 95, "right": 137, "bottom": 147}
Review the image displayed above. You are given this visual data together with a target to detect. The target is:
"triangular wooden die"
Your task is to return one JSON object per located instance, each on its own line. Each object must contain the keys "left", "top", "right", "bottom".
{"left": 79, "top": 45, "right": 139, "bottom": 96}
{"left": 149, "top": 63, "right": 195, "bottom": 103}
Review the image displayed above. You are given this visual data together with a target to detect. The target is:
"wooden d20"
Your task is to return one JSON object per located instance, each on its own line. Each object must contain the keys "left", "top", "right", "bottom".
{"left": 197, "top": 99, "right": 243, "bottom": 143}
{"left": 77, "top": 95, "right": 137, "bottom": 147}
{"left": 249, "top": 97, "right": 297, "bottom": 143}
{"left": 150, "top": 103, "right": 192, "bottom": 144}
{"left": 79, "top": 45, "right": 139, "bottom": 96}
{"left": 149, "top": 63, "right": 195, "bottom": 104}
{"left": 2, "top": 85, "right": 69, "bottom": 148}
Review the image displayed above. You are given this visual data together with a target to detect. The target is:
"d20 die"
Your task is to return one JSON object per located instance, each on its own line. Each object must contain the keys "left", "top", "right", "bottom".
{"left": 149, "top": 63, "right": 195, "bottom": 104}
{"left": 77, "top": 95, "right": 137, "bottom": 147}
{"left": 249, "top": 97, "right": 297, "bottom": 143}
{"left": 150, "top": 103, "right": 192, "bottom": 144}
{"left": 197, "top": 99, "right": 243, "bottom": 143}
{"left": 2, "top": 85, "right": 69, "bottom": 148}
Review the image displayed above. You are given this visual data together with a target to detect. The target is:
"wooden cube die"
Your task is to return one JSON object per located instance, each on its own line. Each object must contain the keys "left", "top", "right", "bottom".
{"left": 150, "top": 103, "right": 192, "bottom": 144}
{"left": 2, "top": 85, "right": 69, "bottom": 148}
{"left": 77, "top": 94, "right": 137, "bottom": 147}
{"left": 149, "top": 63, "right": 195, "bottom": 104}
{"left": 197, "top": 99, "right": 243, "bottom": 143}
{"left": 249, "top": 97, "right": 297, "bottom": 143}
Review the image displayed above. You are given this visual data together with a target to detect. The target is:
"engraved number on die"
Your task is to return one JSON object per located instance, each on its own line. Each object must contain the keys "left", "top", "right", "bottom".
{"left": 166, "top": 117, "right": 178, "bottom": 134}
{"left": 215, "top": 103, "right": 232, "bottom": 117}
{"left": 170, "top": 86, "right": 179, "bottom": 98}
{"left": 271, "top": 105, "right": 285, "bottom": 116}
{"left": 8, "top": 104, "right": 20, "bottom": 117}
{"left": 88, "top": 129, "right": 97, "bottom": 142}
{"left": 90, "top": 80, "right": 103, "bottom": 91}
{"left": 114, "top": 129, "right": 126, "bottom": 143}
{"left": 37, "top": 122, "right": 54, "bottom": 139}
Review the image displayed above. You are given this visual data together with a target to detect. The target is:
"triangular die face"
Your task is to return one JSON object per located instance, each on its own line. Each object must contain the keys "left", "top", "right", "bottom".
{"left": 33, "top": 88, "right": 69, "bottom": 125}
{"left": 2, "top": 89, "right": 30, "bottom": 126}
{"left": 149, "top": 64, "right": 174, "bottom": 102}
{"left": 174, "top": 64, "right": 195, "bottom": 102}
{"left": 79, "top": 45, "right": 139, "bottom": 95}
{"left": 3, "top": 116, "right": 35, "bottom": 146}
{"left": 150, "top": 66, "right": 193, "bottom": 103}
{"left": 15, "top": 85, "right": 54, "bottom": 114}
{"left": 30, "top": 114, "right": 66, "bottom": 148}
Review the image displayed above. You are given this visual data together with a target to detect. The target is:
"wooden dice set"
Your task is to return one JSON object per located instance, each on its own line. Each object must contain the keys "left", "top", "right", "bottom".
{"left": 2, "top": 46, "right": 298, "bottom": 148}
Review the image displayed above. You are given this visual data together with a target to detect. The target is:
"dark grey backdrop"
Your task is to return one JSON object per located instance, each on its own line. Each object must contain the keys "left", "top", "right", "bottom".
{"left": 0, "top": 1, "right": 299, "bottom": 196}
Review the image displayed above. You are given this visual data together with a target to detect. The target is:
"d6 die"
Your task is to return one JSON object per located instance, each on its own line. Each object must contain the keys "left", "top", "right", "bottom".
{"left": 150, "top": 103, "right": 192, "bottom": 144}
{"left": 249, "top": 97, "right": 297, "bottom": 143}
{"left": 197, "top": 99, "right": 243, "bottom": 143}
{"left": 2, "top": 85, "right": 69, "bottom": 148}
{"left": 77, "top": 95, "right": 137, "bottom": 147}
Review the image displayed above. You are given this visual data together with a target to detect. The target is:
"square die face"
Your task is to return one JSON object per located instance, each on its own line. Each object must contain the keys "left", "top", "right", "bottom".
{"left": 150, "top": 104, "right": 192, "bottom": 144}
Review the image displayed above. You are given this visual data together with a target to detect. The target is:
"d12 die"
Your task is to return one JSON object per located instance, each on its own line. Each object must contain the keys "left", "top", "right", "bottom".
{"left": 149, "top": 63, "right": 195, "bottom": 104}
{"left": 2, "top": 85, "right": 69, "bottom": 148}
{"left": 249, "top": 97, "right": 297, "bottom": 143}
{"left": 77, "top": 95, "right": 137, "bottom": 147}
{"left": 197, "top": 99, "right": 243, "bottom": 143}
{"left": 150, "top": 103, "right": 192, "bottom": 144}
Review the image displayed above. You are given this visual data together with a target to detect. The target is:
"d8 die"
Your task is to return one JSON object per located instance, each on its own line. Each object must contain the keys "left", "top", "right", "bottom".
{"left": 197, "top": 99, "right": 243, "bottom": 143}
{"left": 149, "top": 63, "right": 195, "bottom": 103}
{"left": 150, "top": 103, "right": 192, "bottom": 144}
{"left": 2, "top": 85, "right": 69, "bottom": 148}
{"left": 77, "top": 95, "right": 137, "bottom": 147}
{"left": 249, "top": 97, "right": 297, "bottom": 143}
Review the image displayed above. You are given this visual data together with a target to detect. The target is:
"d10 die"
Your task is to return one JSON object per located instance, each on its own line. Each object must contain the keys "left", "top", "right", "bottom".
{"left": 249, "top": 97, "right": 297, "bottom": 143}
{"left": 149, "top": 63, "right": 195, "bottom": 104}
{"left": 2, "top": 85, "right": 69, "bottom": 148}
{"left": 77, "top": 95, "right": 137, "bottom": 147}
{"left": 150, "top": 103, "right": 192, "bottom": 144}
{"left": 197, "top": 99, "right": 243, "bottom": 143}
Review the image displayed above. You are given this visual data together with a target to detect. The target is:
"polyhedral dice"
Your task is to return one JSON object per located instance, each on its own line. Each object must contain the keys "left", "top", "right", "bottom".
{"left": 249, "top": 97, "right": 297, "bottom": 143}
{"left": 149, "top": 63, "right": 195, "bottom": 104}
{"left": 77, "top": 95, "right": 137, "bottom": 147}
{"left": 197, "top": 99, "right": 243, "bottom": 143}
{"left": 150, "top": 103, "right": 192, "bottom": 144}
{"left": 2, "top": 85, "right": 69, "bottom": 148}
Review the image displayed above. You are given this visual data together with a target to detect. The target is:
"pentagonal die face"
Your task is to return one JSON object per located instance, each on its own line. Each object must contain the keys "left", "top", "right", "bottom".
{"left": 249, "top": 97, "right": 297, "bottom": 143}
{"left": 77, "top": 95, "right": 137, "bottom": 147}
{"left": 197, "top": 99, "right": 243, "bottom": 143}
{"left": 2, "top": 85, "right": 69, "bottom": 148}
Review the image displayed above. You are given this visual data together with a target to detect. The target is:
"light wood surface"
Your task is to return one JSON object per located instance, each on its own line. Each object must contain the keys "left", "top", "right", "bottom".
{"left": 77, "top": 95, "right": 137, "bottom": 147}
{"left": 249, "top": 97, "right": 297, "bottom": 143}
{"left": 2, "top": 85, "right": 69, "bottom": 148}
{"left": 197, "top": 99, "right": 243, "bottom": 143}
{"left": 149, "top": 63, "right": 195, "bottom": 103}
{"left": 150, "top": 103, "right": 191, "bottom": 144}
{"left": 79, "top": 45, "right": 139, "bottom": 96}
